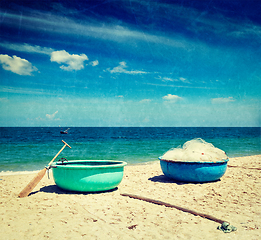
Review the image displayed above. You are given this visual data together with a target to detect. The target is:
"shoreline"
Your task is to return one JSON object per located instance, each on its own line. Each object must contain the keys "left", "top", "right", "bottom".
{"left": 1, "top": 155, "right": 260, "bottom": 239}
{"left": 1, "top": 154, "right": 261, "bottom": 176}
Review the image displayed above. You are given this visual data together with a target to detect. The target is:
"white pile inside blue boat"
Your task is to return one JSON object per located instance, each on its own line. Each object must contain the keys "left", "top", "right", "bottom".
{"left": 162, "top": 138, "right": 228, "bottom": 162}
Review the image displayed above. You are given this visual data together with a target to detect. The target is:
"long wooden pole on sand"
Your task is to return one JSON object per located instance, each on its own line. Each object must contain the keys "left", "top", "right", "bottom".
{"left": 121, "top": 193, "right": 228, "bottom": 224}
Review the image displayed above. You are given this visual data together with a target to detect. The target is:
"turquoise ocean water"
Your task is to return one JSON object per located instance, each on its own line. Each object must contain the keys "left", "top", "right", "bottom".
{"left": 0, "top": 127, "right": 260, "bottom": 173}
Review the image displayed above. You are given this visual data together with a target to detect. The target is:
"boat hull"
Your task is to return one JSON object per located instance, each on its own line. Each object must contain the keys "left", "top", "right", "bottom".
{"left": 52, "top": 160, "right": 127, "bottom": 192}
{"left": 159, "top": 158, "right": 228, "bottom": 183}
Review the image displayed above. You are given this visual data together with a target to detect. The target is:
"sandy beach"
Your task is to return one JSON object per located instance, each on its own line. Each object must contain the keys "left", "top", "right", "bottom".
{"left": 0, "top": 155, "right": 260, "bottom": 240}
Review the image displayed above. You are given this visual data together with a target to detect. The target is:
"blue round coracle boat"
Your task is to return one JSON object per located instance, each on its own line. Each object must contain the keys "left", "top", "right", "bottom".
{"left": 159, "top": 157, "right": 229, "bottom": 183}
{"left": 52, "top": 160, "right": 127, "bottom": 192}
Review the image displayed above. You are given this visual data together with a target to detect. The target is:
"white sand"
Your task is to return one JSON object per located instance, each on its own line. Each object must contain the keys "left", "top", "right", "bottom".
{"left": 0, "top": 155, "right": 261, "bottom": 239}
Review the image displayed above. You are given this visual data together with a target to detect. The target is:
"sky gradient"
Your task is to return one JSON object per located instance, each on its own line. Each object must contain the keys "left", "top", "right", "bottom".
{"left": 0, "top": 0, "right": 260, "bottom": 127}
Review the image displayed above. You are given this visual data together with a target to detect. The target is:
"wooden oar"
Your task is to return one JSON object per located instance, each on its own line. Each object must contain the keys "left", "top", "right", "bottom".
{"left": 18, "top": 140, "right": 71, "bottom": 198}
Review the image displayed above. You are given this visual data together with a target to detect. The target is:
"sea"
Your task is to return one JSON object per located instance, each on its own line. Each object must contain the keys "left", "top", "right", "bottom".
{"left": 0, "top": 127, "right": 260, "bottom": 173}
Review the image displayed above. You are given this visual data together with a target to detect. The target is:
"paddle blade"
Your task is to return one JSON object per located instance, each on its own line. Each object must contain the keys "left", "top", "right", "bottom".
{"left": 18, "top": 168, "right": 47, "bottom": 198}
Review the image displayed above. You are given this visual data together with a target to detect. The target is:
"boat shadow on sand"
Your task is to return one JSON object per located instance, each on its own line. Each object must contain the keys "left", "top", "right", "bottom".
{"left": 28, "top": 176, "right": 221, "bottom": 196}
{"left": 29, "top": 185, "right": 118, "bottom": 196}
{"left": 149, "top": 174, "right": 221, "bottom": 185}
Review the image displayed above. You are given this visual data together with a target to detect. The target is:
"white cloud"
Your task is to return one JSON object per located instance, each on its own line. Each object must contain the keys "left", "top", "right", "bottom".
{"left": 140, "top": 99, "right": 151, "bottom": 103}
{"left": 211, "top": 97, "right": 236, "bottom": 104}
{"left": 158, "top": 76, "right": 190, "bottom": 83}
{"left": 50, "top": 50, "right": 88, "bottom": 71}
{"left": 0, "top": 54, "right": 38, "bottom": 75}
{"left": 161, "top": 77, "right": 176, "bottom": 82}
{"left": 90, "top": 60, "right": 99, "bottom": 66}
{"left": 0, "top": 43, "right": 54, "bottom": 55}
{"left": 179, "top": 77, "right": 190, "bottom": 83}
{"left": 0, "top": 98, "right": 9, "bottom": 102}
{"left": 159, "top": 77, "right": 190, "bottom": 83}
{"left": 145, "top": 82, "right": 213, "bottom": 89}
{"left": 3, "top": 4, "right": 260, "bottom": 57}
{"left": 107, "top": 61, "right": 147, "bottom": 74}
{"left": 46, "top": 111, "right": 58, "bottom": 119}
{"left": 0, "top": 86, "right": 57, "bottom": 95}
{"left": 142, "top": 118, "right": 150, "bottom": 123}
{"left": 162, "top": 94, "right": 183, "bottom": 102}
{"left": 2, "top": 12, "right": 187, "bottom": 49}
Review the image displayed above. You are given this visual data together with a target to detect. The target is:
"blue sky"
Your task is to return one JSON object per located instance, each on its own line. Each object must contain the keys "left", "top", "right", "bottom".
{"left": 0, "top": 0, "right": 260, "bottom": 127}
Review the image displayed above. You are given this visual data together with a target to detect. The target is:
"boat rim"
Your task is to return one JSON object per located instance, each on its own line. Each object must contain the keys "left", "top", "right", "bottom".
{"left": 159, "top": 157, "right": 229, "bottom": 164}
{"left": 51, "top": 160, "right": 127, "bottom": 168}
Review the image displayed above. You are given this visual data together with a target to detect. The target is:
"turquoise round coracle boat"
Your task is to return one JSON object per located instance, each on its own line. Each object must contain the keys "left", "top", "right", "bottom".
{"left": 51, "top": 160, "right": 127, "bottom": 192}
{"left": 159, "top": 157, "right": 229, "bottom": 183}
